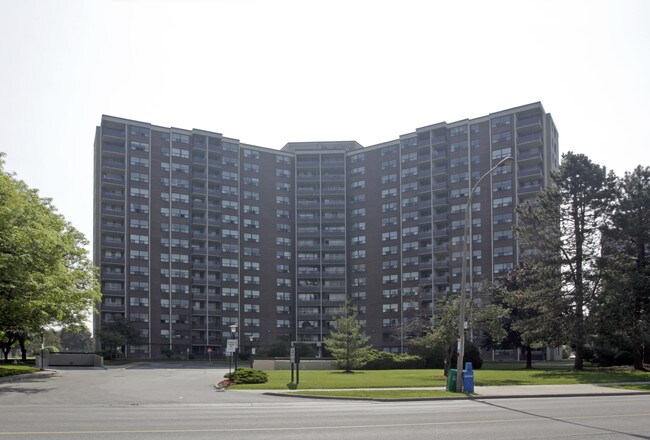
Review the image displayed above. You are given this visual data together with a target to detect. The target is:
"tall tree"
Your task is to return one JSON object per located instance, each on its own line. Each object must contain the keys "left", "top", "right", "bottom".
{"left": 516, "top": 152, "right": 613, "bottom": 370}
{"left": 323, "top": 303, "right": 371, "bottom": 373}
{"left": 0, "top": 153, "right": 100, "bottom": 360}
{"left": 493, "top": 263, "right": 565, "bottom": 368}
{"left": 597, "top": 166, "right": 650, "bottom": 370}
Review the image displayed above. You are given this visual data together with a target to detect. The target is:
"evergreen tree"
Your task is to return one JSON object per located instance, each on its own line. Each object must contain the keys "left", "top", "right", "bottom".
{"left": 597, "top": 166, "right": 650, "bottom": 370}
{"left": 323, "top": 303, "right": 371, "bottom": 373}
{"left": 516, "top": 152, "right": 613, "bottom": 370}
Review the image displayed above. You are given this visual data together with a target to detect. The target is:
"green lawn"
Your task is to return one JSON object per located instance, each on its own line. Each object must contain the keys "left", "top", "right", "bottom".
{"left": 0, "top": 365, "right": 38, "bottom": 377}
{"left": 231, "top": 366, "right": 650, "bottom": 390}
{"left": 289, "top": 389, "right": 463, "bottom": 399}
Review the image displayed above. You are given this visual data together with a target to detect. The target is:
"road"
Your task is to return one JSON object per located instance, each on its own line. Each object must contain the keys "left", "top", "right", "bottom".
{"left": 1, "top": 365, "right": 649, "bottom": 439}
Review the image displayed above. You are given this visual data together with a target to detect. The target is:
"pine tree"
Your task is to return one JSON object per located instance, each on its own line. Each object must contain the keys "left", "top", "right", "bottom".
{"left": 323, "top": 303, "right": 371, "bottom": 373}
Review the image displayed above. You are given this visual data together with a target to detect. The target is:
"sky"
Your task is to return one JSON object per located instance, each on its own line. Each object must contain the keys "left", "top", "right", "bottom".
{"left": 1, "top": 0, "right": 649, "bottom": 247}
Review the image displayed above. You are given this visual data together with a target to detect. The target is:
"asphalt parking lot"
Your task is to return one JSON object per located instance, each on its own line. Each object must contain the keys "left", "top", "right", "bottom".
{"left": 0, "top": 363, "right": 279, "bottom": 405}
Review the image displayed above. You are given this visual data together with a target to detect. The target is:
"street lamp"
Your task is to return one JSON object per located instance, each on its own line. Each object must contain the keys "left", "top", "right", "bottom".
{"left": 456, "top": 156, "right": 513, "bottom": 393}
{"left": 249, "top": 336, "right": 255, "bottom": 368}
{"left": 229, "top": 324, "right": 238, "bottom": 371}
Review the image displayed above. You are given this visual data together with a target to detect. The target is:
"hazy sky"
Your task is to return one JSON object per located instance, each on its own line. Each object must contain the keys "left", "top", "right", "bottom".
{"left": 1, "top": 0, "right": 649, "bottom": 246}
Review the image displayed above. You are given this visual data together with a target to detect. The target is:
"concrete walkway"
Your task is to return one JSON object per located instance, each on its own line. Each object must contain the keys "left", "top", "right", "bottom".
{"left": 230, "top": 383, "right": 650, "bottom": 400}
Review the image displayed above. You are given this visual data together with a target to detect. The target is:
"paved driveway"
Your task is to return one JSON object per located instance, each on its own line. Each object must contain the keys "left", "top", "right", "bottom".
{"left": 0, "top": 363, "right": 279, "bottom": 405}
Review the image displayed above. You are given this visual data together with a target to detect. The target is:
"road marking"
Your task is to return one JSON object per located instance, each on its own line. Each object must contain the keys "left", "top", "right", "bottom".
{"left": 2, "top": 412, "right": 650, "bottom": 436}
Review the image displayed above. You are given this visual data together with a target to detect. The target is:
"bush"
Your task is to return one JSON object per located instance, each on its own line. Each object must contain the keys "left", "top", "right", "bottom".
{"left": 463, "top": 341, "right": 483, "bottom": 370}
{"left": 361, "top": 349, "right": 425, "bottom": 370}
{"left": 225, "top": 368, "right": 268, "bottom": 384}
{"left": 613, "top": 350, "right": 634, "bottom": 366}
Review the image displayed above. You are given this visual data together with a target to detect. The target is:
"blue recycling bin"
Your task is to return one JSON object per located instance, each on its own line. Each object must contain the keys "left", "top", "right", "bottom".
{"left": 463, "top": 362, "right": 474, "bottom": 393}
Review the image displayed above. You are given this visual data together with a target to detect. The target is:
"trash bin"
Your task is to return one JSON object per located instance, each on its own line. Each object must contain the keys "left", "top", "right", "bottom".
{"left": 446, "top": 369, "right": 457, "bottom": 392}
{"left": 463, "top": 362, "right": 474, "bottom": 393}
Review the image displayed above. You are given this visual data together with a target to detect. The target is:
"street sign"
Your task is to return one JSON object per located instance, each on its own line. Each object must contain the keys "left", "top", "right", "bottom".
{"left": 226, "top": 339, "right": 238, "bottom": 354}
{"left": 290, "top": 347, "right": 296, "bottom": 363}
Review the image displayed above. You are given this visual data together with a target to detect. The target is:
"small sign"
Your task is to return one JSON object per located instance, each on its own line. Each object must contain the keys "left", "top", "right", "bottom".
{"left": 226, "top": 339, "right": 238, "bottom": 354}
{"left": 290, "top": 347, "right": 296, "bottom": 363}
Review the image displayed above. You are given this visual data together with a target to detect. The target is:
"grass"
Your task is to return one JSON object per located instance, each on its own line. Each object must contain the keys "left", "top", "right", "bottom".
{"left": 289, "top": 389, "right": 465, "bottom": 399}
{"left": 231, "top": 365, "right": 650, "bottom": 391}
{"left": 611, "top": 384, "right": 650, "bottom": 391}
{"left": 0, "top": 365, "right": 39, "bottom": 377}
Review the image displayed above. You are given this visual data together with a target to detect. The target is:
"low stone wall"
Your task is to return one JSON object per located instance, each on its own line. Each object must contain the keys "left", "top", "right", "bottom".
{"left": 47, "top": 352, "right": 104, "bottom": 367}
{"left": 253, "top": 358, "right": 337, "bottom": 370}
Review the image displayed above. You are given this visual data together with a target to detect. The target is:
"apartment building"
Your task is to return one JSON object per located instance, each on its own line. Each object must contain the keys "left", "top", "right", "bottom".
{"left": 94, "top": 102, "right": 559, "bottom": 358}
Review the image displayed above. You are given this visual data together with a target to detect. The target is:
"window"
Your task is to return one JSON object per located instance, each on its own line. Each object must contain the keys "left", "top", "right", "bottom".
{"left": 493, "top": 180, "right": 512, "bottom": 192}
{"left": 493, "top": 196, "right": 513, "bottom": 208}
{"left": 130, "top": 219, "right": 149, "bottom": 229}
{"left": 381, "top": 159, "right": 397, "bottom": 169}
{"left": 381, "top": 202, "right": 397, "bottom": 213}
{"left": 492, "top": 131, "right": 512, "bottom": 144}
{"left": 381, "top": 188, "right": 397, "bottom": 198}
{"left": 491, "top": 115, "right": 511, "bottom": 127}
{"left": 351, "top": 166, "right": 365, "bottom": 175}
{"left": 276, "top": 182, "right": 290, "bottom": 191}
{"left": 130, "top": 156, "right": 149, "bottom": 168}
{"left": 494, "top": 213, "right": 513, "bottom": 224}
{"left": 130, "top": 172, "right": 149, "bottom": 183}
{"left": 381, "top": 145, "right": 397, "bottom": 156}
{"left": 276, "top": 196, "right": 290, "bottom": 205}
{"left": 492, "top": 147, "right": 512, "bottom": 160}
{"left": 383, "top": 303, "right": 399, "bottom": 313}
{"left": 351, "top": 180, "right": 366, "bottom": 189}
{"left": 494, "top": 229, "right": 513, "bottom": 241}
{"left": 401, "top": 167, "right": 417, "bottom": 178}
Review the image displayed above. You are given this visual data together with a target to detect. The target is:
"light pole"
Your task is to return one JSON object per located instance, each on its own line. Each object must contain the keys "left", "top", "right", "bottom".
{"left": 229, "top": 324, "right": 238, "bottom": 371}
{"left": 249, "top": 336, "right": 255, "bottom": 368}
{"left": 456, "top": 156, "right": 513, "bottom": 393}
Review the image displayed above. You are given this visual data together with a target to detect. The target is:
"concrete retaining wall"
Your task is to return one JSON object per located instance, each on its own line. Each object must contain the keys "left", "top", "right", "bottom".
{"left": 47, "top": 352, "right": 104, "bottom": 367}
{"left": 253, "top": 358, "right": 337, "bottom": 370}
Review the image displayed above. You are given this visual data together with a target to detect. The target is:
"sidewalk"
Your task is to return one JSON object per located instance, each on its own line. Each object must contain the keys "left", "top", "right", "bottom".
{"left": 237, "top": 383, "right": 650, "bottom": 400}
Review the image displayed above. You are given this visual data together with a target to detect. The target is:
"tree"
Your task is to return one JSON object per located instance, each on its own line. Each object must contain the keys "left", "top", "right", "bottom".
{"left": 60, "top": 324, "right": 94, "bottom": 352}
{"left": 323, "top": 303, "right": 371, "bottom": 373}
{"left": 412, "top": 294, "right": 507, "bottom": 375}
{"left": 493, "top": 263, "right": 565, "bottom": 368}
{"left": 516, "top": 152, "right": 613, "bottom": 370}
{"left": 96, "top": 317, "right": 139, "bottom": 359}
{"left": 596, "top": 166, "right": 650, "bottom": 370}
{"left": 0, "top": 153, "right": 100, "bottom": 360}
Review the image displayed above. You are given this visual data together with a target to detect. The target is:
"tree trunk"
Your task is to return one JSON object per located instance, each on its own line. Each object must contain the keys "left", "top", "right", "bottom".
{"left": 525, "top": 346, "right": 533, "bottom": 369}
{"left": 573, "top": 342, "right": 584, "bottom": 370}
{"left": 633, "top": 340, "right": 645, "bottom": 371}
{"left": 19, "top": 335, "right": 27, "bottom": 362}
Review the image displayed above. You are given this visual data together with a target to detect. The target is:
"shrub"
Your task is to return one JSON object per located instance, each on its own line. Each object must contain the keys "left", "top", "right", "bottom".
{"left": 463, "top": 341, "right": 483, "bottom": 370}
{"left": 613, "top": 350, "right": 634, "bottom": 366}
{"left": 361, "top": 349, "right": 394, "bottom": 369}
{"left": 361, "top": 349, "right": 425, "bottom": 370}
{"left": 225, "top": 368, "right": 268, "bottom": 384}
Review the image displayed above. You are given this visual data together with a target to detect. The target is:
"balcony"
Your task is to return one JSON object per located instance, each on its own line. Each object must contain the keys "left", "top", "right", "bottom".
{"left": 518, "top": 150, "right": 543, "bottom": 164}
{"left": 432, "top": 166, "right": 447, "bottom": 176}
{"left": 517, "top": 132, "right": 543, "bottom": 148}
{"left": 102, "top": 143, "right": 125, "bottom": 155}
{"left": 517, "top": 116, "right": 542, "bottom": 133}
{"left": 102, "top": 159, "right": 125, "bottom": 170}
{"left": 519, "top": 183, "right": 542, "bottom": 194}
{"left": 102, "top": 127, "right": 125, "bottom": 139}
{"left": 518, "top": 167, "right": 543, "bottom": 178}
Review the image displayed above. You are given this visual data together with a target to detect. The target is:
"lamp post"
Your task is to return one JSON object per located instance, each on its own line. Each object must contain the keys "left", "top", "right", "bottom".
{"left": 229, "top": 324, "right": 238, "bottom": 371}
{"left": 456, "top": 156, "right": 513, "bottom": 393}
{"left": 249, "top": 336, "right": 255, "bottom": 369}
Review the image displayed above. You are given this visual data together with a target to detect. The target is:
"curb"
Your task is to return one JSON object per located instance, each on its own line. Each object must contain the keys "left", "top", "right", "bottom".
{"left": 262, "top": 390, "right": 650, "bottom": 402}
